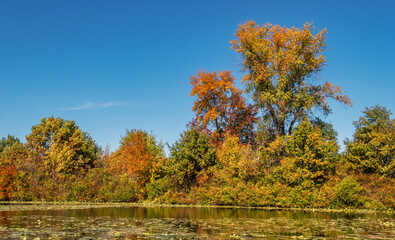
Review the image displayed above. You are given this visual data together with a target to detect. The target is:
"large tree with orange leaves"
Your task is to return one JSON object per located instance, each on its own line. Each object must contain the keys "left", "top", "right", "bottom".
{"left": 231, "top": 21, "right": 351, "bottom": 137}
{"left": 190, "top": 70, "right": 257, "bottom": 144}
{"left": 110, "top": 129, "right": 164, "bottom": 186}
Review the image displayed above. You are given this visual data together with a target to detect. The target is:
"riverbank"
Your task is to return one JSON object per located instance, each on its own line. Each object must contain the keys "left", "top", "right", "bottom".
{"left": 1, "top": 201, "right": 394, "bottom": 215}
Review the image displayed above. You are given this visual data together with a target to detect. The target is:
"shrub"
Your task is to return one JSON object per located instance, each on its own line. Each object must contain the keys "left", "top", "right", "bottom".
{"left": 331, "top": 177, "right": 365, "bottom": 208}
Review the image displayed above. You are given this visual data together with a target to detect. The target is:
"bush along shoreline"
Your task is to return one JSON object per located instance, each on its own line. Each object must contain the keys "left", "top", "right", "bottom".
{"left": 1, "top": 20, "right": 394, "bottom": 210}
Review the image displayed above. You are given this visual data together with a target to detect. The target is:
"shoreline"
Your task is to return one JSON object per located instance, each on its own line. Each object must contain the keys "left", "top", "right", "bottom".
{"left": 0, "top": 201, "right": 393, "bottom": 215}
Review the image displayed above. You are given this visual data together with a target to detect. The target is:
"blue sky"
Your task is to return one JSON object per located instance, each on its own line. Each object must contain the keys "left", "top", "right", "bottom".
{"left": 1, "top": 0, "right": 394, "bottom": 153}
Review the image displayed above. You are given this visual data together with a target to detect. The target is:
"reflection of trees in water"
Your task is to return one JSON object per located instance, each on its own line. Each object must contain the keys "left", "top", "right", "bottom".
{"left": 0, "top": 206, "right": 393, "bottom": 239}
{"left": 0, "top": 205, "right": 381, "bottom": 219}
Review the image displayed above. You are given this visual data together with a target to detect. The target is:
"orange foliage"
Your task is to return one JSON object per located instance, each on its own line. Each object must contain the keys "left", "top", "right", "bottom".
{"left": 110, "top": 131, "right": 161, "bottom": 186}
{"left": 0, "top": 158, "right": 16, "bottom": 200}
{"left": 191, "top": 71, "right": 238, "bottom": 125}
{"left": 190, "top": 70, "right": 257, "bottom": 144}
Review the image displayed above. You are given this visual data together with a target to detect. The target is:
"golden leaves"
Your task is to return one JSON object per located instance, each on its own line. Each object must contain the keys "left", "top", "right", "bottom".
{"left": 230, "top": 20, "right": 350, "bottom": 136}
{"left": 231, "top": 20, "right": 327, "bottom": 84}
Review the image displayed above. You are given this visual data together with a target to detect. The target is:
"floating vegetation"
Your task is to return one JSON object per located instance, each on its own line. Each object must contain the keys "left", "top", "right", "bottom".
{"left": 0, "top": 205, "right": 394, "bottom": 239}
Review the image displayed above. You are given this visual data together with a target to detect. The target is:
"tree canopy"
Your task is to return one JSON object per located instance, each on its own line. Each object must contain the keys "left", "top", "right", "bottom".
{"left": 190, "top": 70, "right": 257, "bottom": 144}
{"left": 0, "top": 135, "right": 20, "bottom": 154}
{"left": 344, "top": 105, "right": 395, "bottom": 177}
{"left": 169, "top": 128, "right": 216, "bottom": 189}
{"left": 230, "top": 21, "right": 351, "bottom": 137}
{"left": 110, "top": 129, "right": 164, "bottom": 186}
{"left": 26, "top": 116, "right": 100, "bottom": 175}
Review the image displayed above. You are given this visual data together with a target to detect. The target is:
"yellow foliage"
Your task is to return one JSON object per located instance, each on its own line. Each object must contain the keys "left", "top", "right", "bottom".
{"left": 231, "top": 20, "right": 351, "bottom": 137}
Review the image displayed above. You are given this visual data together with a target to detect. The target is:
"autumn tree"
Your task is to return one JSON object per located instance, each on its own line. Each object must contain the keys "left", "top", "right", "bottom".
{"left": 216, "top": 133, "right": 260, "bottom": 182}
{"left": 0, "top": 136, "right": 21, "bottom": 200}
{"left": 110, "top": 129, "right": 165, "bottom": 186}
{"left": 231, "top": 21, "right": 351, "bottom": 138}
{"left": 344, "top": 105, "right": 395, "bottom": 177}
{"left": 0, "top": 135, "right": 29, "bottom": 200}
{"left": 190, "top": 70, "right": 257, "bottom": 144}
{"left": 282, "top": 119, "right": 340, "bottom": 184}
{"left": 26, "top": 116, "right": 100, "bottom": 176}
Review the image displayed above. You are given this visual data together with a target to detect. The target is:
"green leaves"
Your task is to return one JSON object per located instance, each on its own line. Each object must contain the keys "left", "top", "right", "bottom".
{"left": 0, "top": 135, "right": 21, "bottom": 154}
{"left": 286, "top": 120, "right": 339, "bottom": 183}
{"left": 331, "top": 177, "right": 365, "bottom": 208}
{"left": 169, "top": 128, "right": 216, "bottom": 189}
{"left": 344, "top": 105, "right": 395, "bottom": 177}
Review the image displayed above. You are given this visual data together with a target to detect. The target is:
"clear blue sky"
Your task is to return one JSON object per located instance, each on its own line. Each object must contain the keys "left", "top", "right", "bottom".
{"left": 1, "top": 0, "right": 394, "bottom": 153}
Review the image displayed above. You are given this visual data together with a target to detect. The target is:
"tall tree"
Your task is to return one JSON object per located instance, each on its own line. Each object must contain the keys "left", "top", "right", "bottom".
{"left": 26, "top": 116, "right": 100, "bottom": 175}
{"left": 230, "top": 21, "right": 351, "bottom": 137}
{"left": 190, "top": 70, "right": 257, "bottom": 144}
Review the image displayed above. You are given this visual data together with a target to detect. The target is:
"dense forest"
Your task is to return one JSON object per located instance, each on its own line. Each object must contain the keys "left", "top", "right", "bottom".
{"left": 1, "top": 21, "right": 394, "bottom": 209}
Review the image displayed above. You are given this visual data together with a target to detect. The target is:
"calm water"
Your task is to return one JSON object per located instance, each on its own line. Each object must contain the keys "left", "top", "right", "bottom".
{"left": 0, "top": 205, "right": 394, "bottom": 239}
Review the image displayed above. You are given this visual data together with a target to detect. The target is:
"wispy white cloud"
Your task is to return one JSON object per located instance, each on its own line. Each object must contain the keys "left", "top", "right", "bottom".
{"left": 66, "top": 101, "right": 136, "bottom": 111}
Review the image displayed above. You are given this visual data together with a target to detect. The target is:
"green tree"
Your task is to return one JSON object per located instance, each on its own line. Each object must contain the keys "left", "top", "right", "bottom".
{"left": 257, "top": 118, "right": 339, "bottom": 177}
{"left": 344, "top": 105, "right": 395, "bottom": 177}
{"left": 168, "top": 128, "right": 216, "bottom": 189}
{"left": 26, "top": 116, "right": 100, "bottom": 176}
{"left": 283, "top": 119, "right": 340, "bottom": 184}
{"left": 230, "top": 21, "right": 351, "bottom": 138}
{"left": 0, "top": 135, "right": 20, "bottom": 153}
{"left": 331, "top": 176, "right": 365, "bottom": 208}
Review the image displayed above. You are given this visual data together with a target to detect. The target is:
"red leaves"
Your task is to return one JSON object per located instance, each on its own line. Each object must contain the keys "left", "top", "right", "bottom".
{"left": 190, "top": 70, "right": 257, "bottom": 145}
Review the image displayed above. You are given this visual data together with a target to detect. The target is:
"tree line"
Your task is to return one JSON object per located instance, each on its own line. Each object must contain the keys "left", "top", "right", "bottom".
{"left": 1, "top": 20, "right": 394, "bottom": 209}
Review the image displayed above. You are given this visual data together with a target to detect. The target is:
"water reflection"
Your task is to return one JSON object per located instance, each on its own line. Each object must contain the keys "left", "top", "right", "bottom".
{"left": 0, "top": 206, "right": 394, "bottom": 239}
{"left": 1, "top": 206, "right": 389, "bottom": 219}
